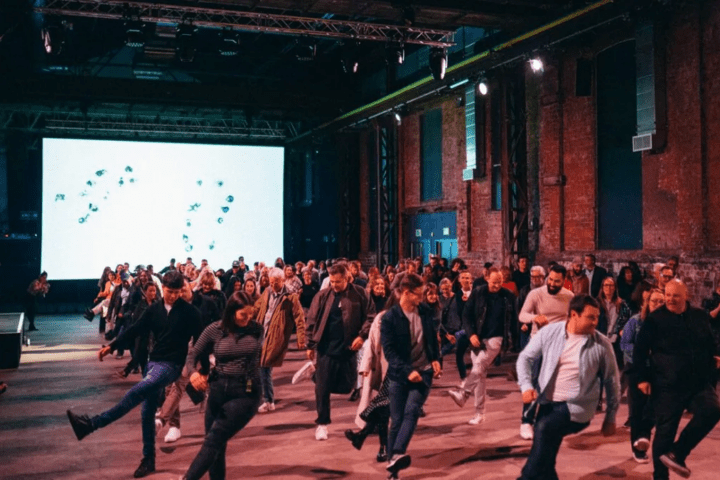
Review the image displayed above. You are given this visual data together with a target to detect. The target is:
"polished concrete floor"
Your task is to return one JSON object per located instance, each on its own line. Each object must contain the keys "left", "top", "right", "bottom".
{"left": 1, "top": 314, "right": 719, "bottom": 479}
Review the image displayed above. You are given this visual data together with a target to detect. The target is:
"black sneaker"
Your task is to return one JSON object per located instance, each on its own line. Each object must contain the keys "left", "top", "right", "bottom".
{"left": 133, "top": 456, "right": 156, "bottom": 478}
{"left": 386, "top": 453, "right": 411, "bottom": 473}
{"left": 84, "top": 309, "right": 95, "bottom": 322}
{"left": 66, "top": 410, "right": 94, "bottom": 441}
{"left": 660, "top": 452, "right": 691, "bottom": 478}
{"left": 376, "top": 445, "right": 388, "bottom": 463}
{"left": 349, "top": 387, "right": 362, "bottom": 402}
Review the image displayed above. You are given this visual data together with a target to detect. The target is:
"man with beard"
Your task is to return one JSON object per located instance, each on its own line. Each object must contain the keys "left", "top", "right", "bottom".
{"left": 569, "top": 258, "right": 589, "bottom": 295}
{"left": 517, "top": 264, "right": 574, "bottom": 440}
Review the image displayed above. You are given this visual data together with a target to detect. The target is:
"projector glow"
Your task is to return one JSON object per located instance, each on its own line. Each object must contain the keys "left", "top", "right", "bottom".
{"left": 42, "top": 138, "right": 284, "bottom": 280}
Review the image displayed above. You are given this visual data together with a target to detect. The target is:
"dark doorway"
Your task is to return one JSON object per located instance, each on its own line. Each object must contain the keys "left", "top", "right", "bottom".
{"left": 597, "top": 41, "right": 642, "bottom": 249}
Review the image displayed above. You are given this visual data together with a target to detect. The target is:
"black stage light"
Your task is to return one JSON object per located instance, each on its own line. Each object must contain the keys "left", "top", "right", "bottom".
{"left": 41, "top": 24, "right": 65, "bottom": 56}
{"left": 429, "top": 47, "right": 447, "bottom": 81}
{"left": 388, "top": 44, "right": 405, "bottom": 65}
{"left": 219, "top": 30, "right": 239, "bottom": 56}
{"left": 176, "top": 23, "right": 197, "bottom": 63}
{"left": 341, "top": 42, "right": 360, "bottom": 74}
{"left": 125, "top": 21, "right": 145, "bottom": 48}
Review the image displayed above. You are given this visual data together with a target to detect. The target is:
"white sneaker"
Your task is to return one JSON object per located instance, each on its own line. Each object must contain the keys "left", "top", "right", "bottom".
{"left": 520, "top": 423, "right": 534, "bottom": 440}
{"left": 258, "top": 402, "right": 276, "bottom": 413}
{"left": 633, "top": 437, "right": 650, "bottom": 452}
{"left": 315, "top": 424, "right": 328, "bottom": 441}
{"left": 448, "top": 389, "right": 469, "bottom": 407}
{"left": 154, "top": 418, "right": 163, "bottom": 436}
{"left": 292, "top": 361, "right": 316, "bottom": 385}
{"left": 468, "top": 413, "right": 485, "bottom": 425}
{"left": 164, "top": 426, "right": 182, "bottom": 443}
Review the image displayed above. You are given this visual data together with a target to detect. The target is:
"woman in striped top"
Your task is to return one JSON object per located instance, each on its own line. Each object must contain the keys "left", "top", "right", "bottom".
{"left": 181, "top": 292, "right": 263, "bottom": 480}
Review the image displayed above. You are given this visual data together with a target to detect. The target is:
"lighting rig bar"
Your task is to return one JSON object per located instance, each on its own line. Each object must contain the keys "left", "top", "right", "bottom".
{"left": 35, "top": 0, "right": 455, "bottom": 47}
{"left": 0, "top": 106, "right": 292, "bottom": 142}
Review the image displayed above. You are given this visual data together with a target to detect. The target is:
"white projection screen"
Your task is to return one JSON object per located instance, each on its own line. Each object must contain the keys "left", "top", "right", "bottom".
{"left": 42, "top": 138, "right": 284, "bottom": 280}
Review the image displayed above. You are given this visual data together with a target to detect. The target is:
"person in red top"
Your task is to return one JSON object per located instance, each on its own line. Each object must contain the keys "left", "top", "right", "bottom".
{"left": 500, "top": 266, "right": 519, "bottom": 297}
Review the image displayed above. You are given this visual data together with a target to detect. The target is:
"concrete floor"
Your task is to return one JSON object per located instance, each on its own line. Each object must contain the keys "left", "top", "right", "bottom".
{"left": 1, "top": 314, "right": 719, "bottom": 480}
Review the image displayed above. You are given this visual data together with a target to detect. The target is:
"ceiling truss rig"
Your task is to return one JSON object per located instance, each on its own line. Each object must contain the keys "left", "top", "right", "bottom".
{"left": 35, "top": 0, "right": 455, "bottom": 47}
{"left": 0, "top": 106, "right": 293, "bottom": 142}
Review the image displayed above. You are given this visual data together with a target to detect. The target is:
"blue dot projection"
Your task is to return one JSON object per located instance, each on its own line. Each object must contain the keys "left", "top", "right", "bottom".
{"left": 221, "top": 206, "right": 229, "bottom": 214}
{"left": 226, "top": 195, "right": 234, "bottom": 203}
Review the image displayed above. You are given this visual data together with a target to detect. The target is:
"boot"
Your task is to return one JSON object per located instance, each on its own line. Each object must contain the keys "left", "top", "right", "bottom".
{"left": 377, "top": 422, "right": 389, "bottom": 462}
{"left": 67, "top": 410, "right": 94, "bottom": 440}
{"left": 344, "top": 422, "right": 374, "bottom": 450}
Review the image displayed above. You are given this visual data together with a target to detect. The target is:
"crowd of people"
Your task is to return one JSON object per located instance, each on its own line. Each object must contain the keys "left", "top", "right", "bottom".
{"left": 58, "top": 252, "right": 720, "bottom": 480}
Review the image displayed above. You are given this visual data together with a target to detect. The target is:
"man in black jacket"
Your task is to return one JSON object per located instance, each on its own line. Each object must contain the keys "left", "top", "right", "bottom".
{"left": 447, "top": 267, "right": 517, "bottom": 425}
{"left": 306, "top": 263, "right": 375, "bottom": 441}
{"left": 584, "top": 254, "right": 608, "bottom": 298}
{"left": 381, "top": 273, "right": 441, "bottom": 476}
{"left": 66, "top": 271, "right": 203, "bottom": 479}
{"left": 634, "top": 279, "right": 720, "bottom": 479}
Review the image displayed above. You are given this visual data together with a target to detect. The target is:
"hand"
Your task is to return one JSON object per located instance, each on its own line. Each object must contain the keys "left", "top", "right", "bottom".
{"left": 601, "top": 421, "right": 616, "bottom": 437}
{"left": 637, "top": 382, "right": 651, "bottom": 395}
{"left": 306, "top": 349, "right": 315, "bottom": 360}
{"left": 522, "top": 388, "right": 538, "bottom": 404}
{"left": 534, "top": 315, "right": 549, "bottom": 328}
{"left": 446, "top": 334, "right": 456, "bottom": 345}
{"left": 98, "top": 346, "right": 111, "bottom": 362}
{"left": 521, "top": 324, "right": 529, "bottom": 332}
{"left": 350, "top": 337, "right": 364, "bottom": 351}
{"left": 408, "top": 371, "right": 422, "bottom": 383}
{"left": 190, "top": 372, "right": 208, "bottom": 392}
{"left": 469, "top": 335, "right": 481, "bottom": 349}
{"left": 432, "top": 361, "right": 442, "bottom": 379}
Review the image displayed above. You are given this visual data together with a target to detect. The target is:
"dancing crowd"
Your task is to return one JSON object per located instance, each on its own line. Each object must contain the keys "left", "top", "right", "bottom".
{"left": 60, "top": 253, "right": 720, "bottom": 479}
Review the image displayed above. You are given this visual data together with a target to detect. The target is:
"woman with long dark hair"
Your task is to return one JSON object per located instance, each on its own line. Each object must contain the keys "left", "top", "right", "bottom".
{"left": 181, "top": 292, "right": 263, "bottom": 480}
{"left": 617, "top": 266, "right": 640, "bottom": 303}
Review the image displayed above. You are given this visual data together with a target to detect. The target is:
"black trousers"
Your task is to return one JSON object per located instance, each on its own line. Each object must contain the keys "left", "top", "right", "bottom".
{"left": 651, "top": 384, "right": 720, "bottom": 480}
{"left": 627, "top": 370, "right": 654, "bottom": 454}
{"left": 184, "top": 376, "right": 260, "bottom": 480}
{"left": 315, "top": 352, "right": 355, "bottom": 425}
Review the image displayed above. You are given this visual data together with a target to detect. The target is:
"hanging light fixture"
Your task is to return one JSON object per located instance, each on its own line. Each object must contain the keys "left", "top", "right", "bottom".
{"left": 429, "top": 47, "right": 447, "bottom": 81}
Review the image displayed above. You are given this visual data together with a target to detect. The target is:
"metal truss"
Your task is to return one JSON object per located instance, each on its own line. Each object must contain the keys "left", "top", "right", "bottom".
{"left": 36, "top": 0, "right": 455, "bottom": 47}
{"left": 0, "top": 105, "right": 292, "bottom": 142}
{"left": 374, "top": 124, "right": 398, "bottom": 268}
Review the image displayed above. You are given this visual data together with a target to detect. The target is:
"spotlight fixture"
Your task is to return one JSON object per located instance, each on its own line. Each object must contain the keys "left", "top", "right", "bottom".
{"left": 219, "top": 29, "right": 239, "bottom": 56}
{"left": 125, "top": 21, "right": 145, "bottom": 48}
{"left": 41, "top": 24, "right": 65, "bottom": 56}
{"left": 429, "top": 47, "right": 447, "bottom": 81}
{"left": 176, "top": 23, "right": 197, "bottom": 63}
{"left": 341, "top": 42, "right": 360, "bottom": 74}
{"left": 394, "top": 111, "right": 402, "bottom": 125}
{"left": 529, "top": 57, "right": 544, "bottom": 73}
{"left": 387, "top": 44, "right": 405, "bottom": 65}
{"left": 477, "top": 80, "right": 488, "bottom": 96}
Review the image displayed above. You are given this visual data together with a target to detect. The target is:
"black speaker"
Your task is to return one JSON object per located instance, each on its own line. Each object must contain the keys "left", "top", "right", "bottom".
{"left": 576, "top": 58, "right": 593, "bottom": 97}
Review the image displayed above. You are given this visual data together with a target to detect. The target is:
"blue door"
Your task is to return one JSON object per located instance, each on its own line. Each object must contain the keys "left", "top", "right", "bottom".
{"left": 407, "top": 211, "right": 457, "bottom": 264}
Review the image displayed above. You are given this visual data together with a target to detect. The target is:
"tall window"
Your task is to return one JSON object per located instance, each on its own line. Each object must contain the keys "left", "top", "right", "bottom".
{"left": 490, "top": 90, "right": 502, "bottom": 210}
{"left": 421, "top": 109, "right": 442, "bottom": 201}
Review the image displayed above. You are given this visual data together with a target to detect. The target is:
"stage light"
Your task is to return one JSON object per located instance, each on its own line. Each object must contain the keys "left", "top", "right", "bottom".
{"left": 394, "top": 112, "right": 402, "bottom": 125}
{"left": 477, "top": 80, "right": 488, "bottom": 96}
{"left": 41, "top": 24, "right": 65, "bottom": 56}
{"left": 529, "top": 58, "right": 544, "bottom": 73}
{"left": 341, "top": 42, "right": 360, "bottom": 74}
{"left": 429, "top": 47, "right": 447, "bottom": 81}
{"left": 219, "top": 30, "right": 239, "bottom": 56}
{"left": 125, "top": 22, "right": 145, "bottom": 48}
{"left": 176, "top": 23, "right": 197, "bottom": 63}
{"left": 388, "top": 44, "right": 405, "bottom": 65}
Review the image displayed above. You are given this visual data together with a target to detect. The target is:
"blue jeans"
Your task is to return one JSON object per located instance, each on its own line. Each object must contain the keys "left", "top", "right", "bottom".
{"left": 259, "top": 367, "right": 274, "bottom": 403}
{"left": 518, "top": 402, "right": 589, "bottom": 480}
{"left": 387, "top": 370, "right": 433, "bottom": 456}
{"left": 91, "top": 360, "right": 182, "bottom": 458}
{"left": 185, "top": 376, "right": 261, "bottom": 480}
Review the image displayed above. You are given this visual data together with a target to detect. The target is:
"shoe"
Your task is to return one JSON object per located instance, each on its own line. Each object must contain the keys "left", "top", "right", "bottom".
{"left": 386, "top": 453, "right": 411, "bottom": 473}
{"left": 520, "top": 423, "right": 534, "bottom": 440}
{"left": 633, "top": 437, "right": 650, "bottom": 452}
{"left": 164, "top": 426, "right": 181, "bottom": 443}
{"left": 133, "top": 456, "right": 155, "bottom": 478}
{"left": 104, "top": 331, "right": 116, "bottom": 341}
{"left": 418, "top": 407, "right": 426, "bottom": 418}
{"left": 67, "top": 410, "right": 94, "bottom": 441}
{"left": 660, "top": 452, "right": 691, "bottom": 478}
{"left": 596, "top": 401, "right": 603, "bottom": 412}
{"left": 115, "top": 351, "right": 124, "bottom": 359}
{"left": 468, "top": 413, "right": 485, "bottom": 425}
{"left": 84, "top": 308, "right": 95, "bottom": 322}
{"left": 349, "top": 387, "right": 362, "bottom": 402}
{"left": 115, "top": 368, "right": 130, "bottom": 379}
{"left": 258, "top": 402, "right": 276, "bottom": 413}
{"left": 0, "top": 382, "right": 6, "bottom": 395}
{"left": 448, "top": 389, "right": 469, "bottom": 408}
{"left": 292, "top": 361, "right": 316, "bottom": 385}
{"left": 633, "top": 451, "right": 650, "bottom": 464}
{"left": 315, "top": 424, "right": 328, "bottom": 441}
{"left": 623, "top": 418, "right": 631, "bottom": 428}
{"left": 376, "top": 445, "right": 388, "bottom": 463}
{"left": 155, "top": 418, "right": 164, "bottom": 436}
{"left": 344, "top": 429, "right": 367, "bottom": 450}
{"left": 28, "top": 325, "right": 38, "bottom": 331}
